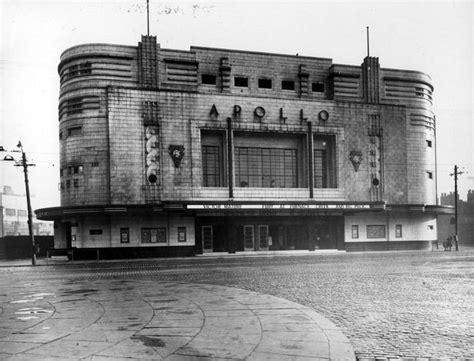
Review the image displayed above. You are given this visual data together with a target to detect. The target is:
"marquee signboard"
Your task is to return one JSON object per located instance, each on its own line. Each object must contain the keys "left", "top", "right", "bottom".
{"left": 187, "top": 204, "right": 374, "bottom": 210}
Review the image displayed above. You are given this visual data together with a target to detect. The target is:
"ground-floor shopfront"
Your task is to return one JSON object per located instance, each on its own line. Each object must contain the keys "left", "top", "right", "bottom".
{"left": 195, "top": 215, "right": 344, "bottom": 253}
{"left": 36, "top": 203, "right": 452, "bottom": 259}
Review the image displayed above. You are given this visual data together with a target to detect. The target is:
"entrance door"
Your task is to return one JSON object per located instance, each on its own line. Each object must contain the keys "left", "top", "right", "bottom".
{"left": 244, "top": 225, "right": 254, "bottom": 251}
{"left": 65, "top": 222, "right": 72, "bottom": 249}
{"left": 202, "top": 226, "right": 213, "bottom": 253}
{"left": 257, "top": 225, "right": 269, "bottom": 251}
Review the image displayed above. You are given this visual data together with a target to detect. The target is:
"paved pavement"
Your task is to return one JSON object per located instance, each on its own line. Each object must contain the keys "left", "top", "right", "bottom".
{"left": 0, "top": 260, "right": 353, "bottom": 360}
{"left": 1, "top": 248, "right": 473, "bottom": 360}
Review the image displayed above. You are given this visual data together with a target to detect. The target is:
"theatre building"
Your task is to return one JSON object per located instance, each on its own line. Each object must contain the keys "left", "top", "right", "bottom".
{"left": 36, "top": 35, "right": 452, "bottom": 258}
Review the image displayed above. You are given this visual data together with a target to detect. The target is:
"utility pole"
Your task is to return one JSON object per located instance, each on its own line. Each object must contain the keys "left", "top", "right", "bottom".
{"left": 19, "top": 144, "right": 36, "bottom": 265}
{"left": 450, "top": 165, "right": 464, "bottom": 251}
{"left": 1, "top": 142, "right": 37, "bottom": 265}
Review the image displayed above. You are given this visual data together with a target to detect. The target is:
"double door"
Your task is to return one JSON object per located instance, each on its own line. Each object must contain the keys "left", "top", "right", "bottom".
{"left": 244, "top": 225, "right": 269, "bottom": 251}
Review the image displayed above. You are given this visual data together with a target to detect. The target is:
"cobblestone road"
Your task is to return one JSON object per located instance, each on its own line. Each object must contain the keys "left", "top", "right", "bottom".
{"left": 1, "top": 249, "right": 473, "bottom": 359}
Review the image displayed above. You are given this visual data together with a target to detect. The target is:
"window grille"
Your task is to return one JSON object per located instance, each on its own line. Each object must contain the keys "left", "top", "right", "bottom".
{"left": 202, "top": 145, "right": 223, "bottom": 187}
{"left": 234, "top": 77, "right": 248, "bottom": 87}
{"left": 236, "top": 147, "right": 297, "bottom": 188}
{"left": 281, "top": 80, "right": 295, "bottom": 90}
{"left": 312, "top": 82, "right": 325, "bottom": 92}
{"left": 258, "top": 78, "right": 272, "bottom": 89}
{"left": 202, "top": 74, "right": 217, "bottom": 85}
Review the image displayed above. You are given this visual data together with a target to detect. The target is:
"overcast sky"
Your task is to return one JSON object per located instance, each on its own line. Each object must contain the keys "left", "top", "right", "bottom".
{"left": 1, "top": 0, "right": 473, "bottom": 209}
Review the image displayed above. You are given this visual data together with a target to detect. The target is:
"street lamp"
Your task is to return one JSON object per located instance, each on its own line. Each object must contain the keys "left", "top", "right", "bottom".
{"left": 1, "top": 141, "right": 37, "bottom": 265}
{"left": 449, "top": 165, "right": 465, "bottom": 252}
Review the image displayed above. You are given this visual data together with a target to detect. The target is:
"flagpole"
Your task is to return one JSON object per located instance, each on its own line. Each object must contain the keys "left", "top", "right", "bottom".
{"left": 147, "top": 0, "right": 150, "bottom": 36}
{"left": 366, "top": 26, "right": 370, "bottom": 57}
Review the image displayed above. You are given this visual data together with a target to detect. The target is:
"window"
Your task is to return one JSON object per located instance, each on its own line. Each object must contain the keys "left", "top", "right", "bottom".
{"left": 60, "top": 169, "right": 64, "bottom": 177}
{"left": 281, "top": 80, "right": 295, "bottom": 90}
{"left": 234, "top": 77, "right": 248, "bottom": 87}
{"left": 201, "top": 131, "right": 225, "bottom": 187}
{"left": 426, "top": 140, "right": 432, "bottom": 148}
{"left": 17, "top": 210, "right": 27, "bottom": 217}
{"left": 201, "top": 74, "right": 217, "bottom": 85}
{"left": 59, "top": 131, "right": 63, "bottom": 140}
{"left": 141, "top": 228, "right": 166, "bottom": 243}
{"left": 67, "top": 62, "right": 92, "bottom": 79}
{"left": 91, "top": 162, "right": 99, "bottom": 167}
{"left": 67, "top": 126, "right": 82, "bottom": 137}
{"left": 236, "top": 147, "right": 297, "bottom": 188}
{"left": 5, "top": 208, "right": 16, "bottom": 216}
{"left": 351, "top": 225, "right": 359, "bottom": 239}
{"left": 395, "top": 224, "right": 402, "bottom": 238}
{"left": 312, "top": 82, "right": 325, "bottom": 92}
{"left": 59, "top": 96, "right": 100, "bottom": 119}
{"left": 178, "top": 227, "right": 186, "bottom": 242}
{"left": 314, "top": 150, "right": 328, "bottom": 188}
{"left": 428, "top": 225, "right": 434, "bottom": 230}
{"left": 367, "top": 225, "right": 386, "bottom": 239}
{"left": 415, "top": 87, "right": 424, "bottom": 97}
{"left": 73, "top": 179, "right": 79, "bottom": 188}
{"left": 120, "top": 228, "right": 130, "bottom": 243}
{"left": 313, "top": 136, "right": 337, "bottom": 188}
{"left": 66, "top": 98, "right": 83, "bottom": 114}
{"left": 258, "top": 78, "right": 272, "bottom": 89}
{"left": 66, "top": 180, "right": 71, "bottom": 188}
{"left": 89, "top": 229, "right": 102, "bottom": 235}
{"left": 202, "top": 145, "right": 223, "bottom": 187}
{"left": 67, "top": 165, "right": 83, "bottom": 174}
{"left": 427, "top": 171, "right": 433, "bottom": 179}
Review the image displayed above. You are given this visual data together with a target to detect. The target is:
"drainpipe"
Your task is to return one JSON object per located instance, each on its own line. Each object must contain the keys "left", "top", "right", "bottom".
{"left": 227, "top": 117, "right": 234, "bottom": 199}
{"left": 386, "top": 212, "right": 390, "bottom": 251}
{"left": 434, "top": 115, "right": 438, "bottom": 205}
{"left": 308, "top": 121, "right": 314, "bottom": 198}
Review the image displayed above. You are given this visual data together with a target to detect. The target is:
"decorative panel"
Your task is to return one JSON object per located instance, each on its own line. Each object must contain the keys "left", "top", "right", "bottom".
{"left": 362, "top": 56, "right": 380, "bottom": 104}
{"left": 368, "top": 114, "right": 383, "bottom": 201}
{"left": 165, "top": 59, "right": 198, "bottom": 85}
{"left": 145, "top": 126, "right": 160, "bottom": 184}
{"left": 138, "top": 35, "right": 158, "bottom": 89}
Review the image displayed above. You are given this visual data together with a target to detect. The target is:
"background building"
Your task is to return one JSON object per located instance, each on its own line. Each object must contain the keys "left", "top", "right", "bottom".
{"left": 1, "top": 186, "right": 53, "bottom": 237}
{"left": 36, "top": 35, "right": 452, "bottom": 258}
{"left": 438, "top": 191, "right": 474, "bottom": 247}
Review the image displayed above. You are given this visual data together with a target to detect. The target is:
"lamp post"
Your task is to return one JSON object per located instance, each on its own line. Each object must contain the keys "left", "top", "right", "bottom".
{"left": 0, "top": 142, "right": 37, "bottom": 265}
{"left": 449, "top": 165, "right": 465, "bottom": 252}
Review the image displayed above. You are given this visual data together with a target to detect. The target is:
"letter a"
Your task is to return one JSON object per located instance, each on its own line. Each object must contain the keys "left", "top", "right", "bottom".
{"left": 210, "top": 104, "right": 219, "bottom": 118}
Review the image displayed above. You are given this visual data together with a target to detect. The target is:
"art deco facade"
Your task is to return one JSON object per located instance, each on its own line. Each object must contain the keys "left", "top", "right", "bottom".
{"left": 36, "top": 35, "right": 451, "bottom": 257}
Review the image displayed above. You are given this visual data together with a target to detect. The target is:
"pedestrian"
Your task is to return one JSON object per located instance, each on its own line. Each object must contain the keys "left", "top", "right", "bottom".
{"left": 443, "top": 236, "right": 452, "bottom": 251}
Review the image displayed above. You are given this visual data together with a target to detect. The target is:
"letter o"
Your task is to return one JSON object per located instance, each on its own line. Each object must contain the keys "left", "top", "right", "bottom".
{"left": 254, "top": 106, "right": 265, "bottom": 118}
